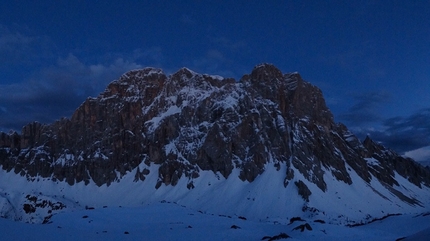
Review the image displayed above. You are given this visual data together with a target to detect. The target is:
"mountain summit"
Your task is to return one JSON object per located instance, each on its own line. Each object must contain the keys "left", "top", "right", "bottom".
{"left": 1, "top": 64, "right": 429, "bottom": 224}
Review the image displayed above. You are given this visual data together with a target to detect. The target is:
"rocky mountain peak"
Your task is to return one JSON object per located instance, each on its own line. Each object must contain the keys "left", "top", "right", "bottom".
{"left": 249, "top": 63, "right": 284, "bottom": 82}
{"left": 107, "top": 67, "right": 165, "bottom": 91}
{"left": 114, "top": 67, "right": 165, "bottom": 101}
{"left": 173, "top": 67, "right": 198, "bottom": 79}
{"left": 0, "top": 64, "right": 429, "bottom": 215}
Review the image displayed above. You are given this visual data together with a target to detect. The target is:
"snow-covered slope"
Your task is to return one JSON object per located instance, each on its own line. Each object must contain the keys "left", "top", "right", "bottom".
{"left": 0, "top": 155, "right": 428, "bottom": 226}
{"left": 0, "top": 64, "right": 429, "bottom": 227}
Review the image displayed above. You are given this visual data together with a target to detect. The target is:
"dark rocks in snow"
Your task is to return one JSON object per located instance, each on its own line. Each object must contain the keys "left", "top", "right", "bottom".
{"left": 288, "top": 217, "right": 305, "bottom": 225}
{"left": 134, "top": 166, "right": 149, "bottom": 182}
{"left": 0, "top": 63, "right": 429, "bottom": 208}
{"left": 292, "top": 223, "right": 312, "bottom": 232}
{"left": 22, "top": 194, "right": 66, "bottom": 222}
{"left": 262, "top": 232, "right": 291, "bottom": 240}
{"left": 295, "top": 180, "right": 312, "bottom": 202}
{"left": 23, "top": 204, "right": 36, "bottom": 214}
{"left": 314, "top": 219, "right": 326, "bottom": 224}
{"left": 42, "top": 214, "right": 52, "bottom": 224}
{"left": 346, "top": 213, "right": 401, "bottom": 227}
{"left": 18, "top": 192, "right": 67, "bottom": 224}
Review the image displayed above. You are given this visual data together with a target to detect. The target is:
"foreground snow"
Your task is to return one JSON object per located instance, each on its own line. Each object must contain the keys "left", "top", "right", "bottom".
{"left": 0, "top": 202, "right": 429, "bottom": 241}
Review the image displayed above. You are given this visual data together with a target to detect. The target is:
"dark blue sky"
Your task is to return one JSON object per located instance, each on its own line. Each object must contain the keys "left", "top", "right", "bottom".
{"left": 0, "top": 1, "right": 429, "bottom": 161}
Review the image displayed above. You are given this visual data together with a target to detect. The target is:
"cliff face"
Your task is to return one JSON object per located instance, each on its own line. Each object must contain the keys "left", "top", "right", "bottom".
{"left": 0, "top": 64, "right": 429, "bottom": 206}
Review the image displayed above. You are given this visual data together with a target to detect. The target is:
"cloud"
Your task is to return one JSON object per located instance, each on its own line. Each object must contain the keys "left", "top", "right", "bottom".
{"left": 0, "top": 25, "right": 34, "bottom": 51}
{"left": 383, "top": 109, "right": 430, "bottom": 134}
{"left": 0, "top": 27, "right": 32, "bottom": 50}
{"left": 339, "top": 91, "right": 390, "bottom": 125}
{"left": 0, "top": 24, "right": 165, "bottom": 132}
{"left": 380, "top": 108, "right": 430, "bottom": 152}
{"left": 404, "top": 146, "right": 430, "bottom": 163}
{"left": 339, "top": 92, "right": 430, "bottom": 155}
{"left": 0, "top": 24, "right": 53, "bottom": 65}
{"left": 0, "top": 53, "right": 142, "bottom": 132}
{"left": 352, "top": 108, "right": 430, "bottom": 154}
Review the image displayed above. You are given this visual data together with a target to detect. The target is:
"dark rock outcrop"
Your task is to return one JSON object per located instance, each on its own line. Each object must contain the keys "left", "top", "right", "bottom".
{"left": 295, "top": 180, "right": 312, "bottom": 202}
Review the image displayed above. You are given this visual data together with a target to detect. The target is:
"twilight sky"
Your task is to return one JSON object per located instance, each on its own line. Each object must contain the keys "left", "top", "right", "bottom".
{"left": 0, "top": 1, "right": 429, "bottom": 162}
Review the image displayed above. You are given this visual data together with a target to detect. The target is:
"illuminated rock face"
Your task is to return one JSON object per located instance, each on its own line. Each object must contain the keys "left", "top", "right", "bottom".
{"left": 0, "top": 64, "right": 429, "bottom": 205}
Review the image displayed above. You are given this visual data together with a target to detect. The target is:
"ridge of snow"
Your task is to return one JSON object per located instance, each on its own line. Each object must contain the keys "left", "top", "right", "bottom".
{"left": 145, "top": 105, "right": 181, "bottom": 133}
{"left": 204, "top": 74, "right": 224, "bottom": 81}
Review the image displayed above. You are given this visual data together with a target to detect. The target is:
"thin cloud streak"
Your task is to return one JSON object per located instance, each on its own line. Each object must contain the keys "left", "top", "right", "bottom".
{"left": 340, "top": 91, "right": 391, "bottom": 125}
{"left": 352, "top": 108, "right": 430, "bottom": 154}
{"left": 340, "top": 91, "right": 430, "bottom": 156}
{"left": 0, "top": 24, "right": 54, "bottom": 65}
{"left": 404, "top": 146, "right": 430, "bottom": 163}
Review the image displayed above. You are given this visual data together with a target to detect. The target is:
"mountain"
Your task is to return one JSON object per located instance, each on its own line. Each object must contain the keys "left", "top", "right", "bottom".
{"left": 0, "top": 64, "right": 429, "bottom": 225}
